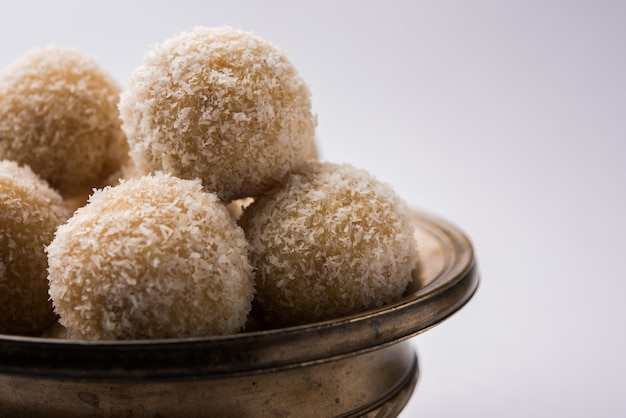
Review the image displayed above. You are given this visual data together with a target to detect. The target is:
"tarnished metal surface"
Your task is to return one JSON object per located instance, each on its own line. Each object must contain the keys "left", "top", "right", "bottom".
{"left": 0, "top": 341, "right": 418, "bottom": 417}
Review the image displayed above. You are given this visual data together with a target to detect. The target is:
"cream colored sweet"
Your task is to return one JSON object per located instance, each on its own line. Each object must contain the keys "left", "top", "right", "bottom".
{"left": 119, "top": 26, "right": 317, "bottom": 202}
{"left": 0, "top": 160, "right": 72, "bottom": 336}
{"left": 0, "top": 46, "right": 129, "bottom": 198}
{"left": 240, "top": 161, "right": 418, "bottom": 326}
{"left": 46, "top": 172, "right": 255, "bottom": 340}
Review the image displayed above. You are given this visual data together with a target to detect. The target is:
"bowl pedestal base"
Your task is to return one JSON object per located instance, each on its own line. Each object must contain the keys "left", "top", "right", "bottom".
{"left": 0, "top": 340, "right": 418, "bottom": 417}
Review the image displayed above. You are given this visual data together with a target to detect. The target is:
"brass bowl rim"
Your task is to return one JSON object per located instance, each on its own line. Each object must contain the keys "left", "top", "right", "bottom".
{"left": 0, "top": 209, "right": 479, "bottom": 380}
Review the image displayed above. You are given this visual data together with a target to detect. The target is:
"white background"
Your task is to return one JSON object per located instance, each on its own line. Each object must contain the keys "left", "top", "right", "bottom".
{"left": 1, "top": 1, "right": 624, "bottom": 416}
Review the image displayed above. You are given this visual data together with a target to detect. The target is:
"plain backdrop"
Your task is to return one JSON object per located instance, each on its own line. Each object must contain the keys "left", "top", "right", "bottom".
{"left": 1, "top": 1, "right": 624, "bottom": 417}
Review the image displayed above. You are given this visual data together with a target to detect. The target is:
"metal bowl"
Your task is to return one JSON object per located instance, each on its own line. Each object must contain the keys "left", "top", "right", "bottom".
{"left": 0, "top": 209, "right": 479, "bottom": 417}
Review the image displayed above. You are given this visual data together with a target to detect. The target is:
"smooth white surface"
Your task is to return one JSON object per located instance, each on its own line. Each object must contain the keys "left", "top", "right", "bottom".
{"left": 1, "top": 1, "right": 624, "bottom": 416}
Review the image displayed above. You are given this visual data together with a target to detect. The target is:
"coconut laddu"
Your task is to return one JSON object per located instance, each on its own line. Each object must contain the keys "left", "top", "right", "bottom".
{"left": 119, "top": 26, "right": 317, "bottom": 202}
{"left": 46, "top": 172, "right": 255, "bottom": 340}
{"left": 240, "top": 161, "right": 418, "bottom": 326}
{"left": 0, "top": 160, "right": 72, "bottom": 336}
{"left": 0, "top": 46, "right": 129, "bottom": 199}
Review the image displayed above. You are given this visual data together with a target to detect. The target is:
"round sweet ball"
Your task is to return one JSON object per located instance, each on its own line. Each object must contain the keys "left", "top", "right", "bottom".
{"left": 0, "top": 160, "right": 72, "bottom": 336}
{"left": 0, "top": 45, "right": 129, "bottom": 199}
{"left": 46, "top": 172, "right": 255, "bottom": 340}
{"left": 119, "top": 26, "right": 317, "bottom": 202}
{"left": 240, "top": 161, "right": 418, "bottom": 326}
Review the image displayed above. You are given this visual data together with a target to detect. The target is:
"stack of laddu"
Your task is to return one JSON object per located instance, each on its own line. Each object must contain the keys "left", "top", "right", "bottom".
{"left": 0, "top": 26, "right": 418, "bottom": 340}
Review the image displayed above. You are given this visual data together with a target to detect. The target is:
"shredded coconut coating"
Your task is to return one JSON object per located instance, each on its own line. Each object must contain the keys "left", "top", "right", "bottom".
{"left": 0, "top": 160, "right": 71, "bottom": 336}
{"left": 46, "top": 172, "right": 254, "bottom": 340}
{"left": 0, "top": 46, "right": 130, "bottom": 198}
{"left": 119, "top": 26, "right": 317, "bottom": 202}
{"left": 240, "top": 161, "right": 418, "bottom": 326}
